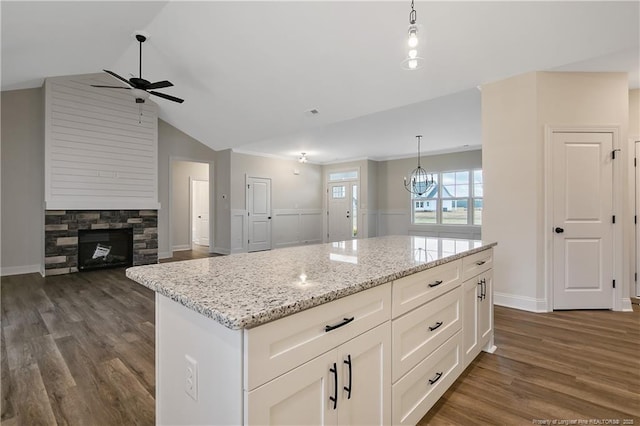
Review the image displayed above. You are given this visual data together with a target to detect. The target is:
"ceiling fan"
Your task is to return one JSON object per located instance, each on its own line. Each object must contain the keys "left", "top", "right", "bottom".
{"left": 92, "top": 34, "right": 184, "bottom": 104}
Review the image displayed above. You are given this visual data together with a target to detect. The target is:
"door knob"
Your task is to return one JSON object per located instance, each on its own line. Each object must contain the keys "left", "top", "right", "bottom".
{"left": 198, "top": 215, "right": 202, "bottom": 218}
{"left": 554, "top": 227, "right": 564, "bottom": 234}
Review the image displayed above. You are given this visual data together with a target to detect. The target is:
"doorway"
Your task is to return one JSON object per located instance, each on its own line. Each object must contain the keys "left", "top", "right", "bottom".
{"left": 550, "top": 131, "right": 614, "bottom": 309}
{"left": 247, "top": 176, "right": 272, "bottom": 252}
{"left": 171, "top": 160, "right": 211, "bottom": 256}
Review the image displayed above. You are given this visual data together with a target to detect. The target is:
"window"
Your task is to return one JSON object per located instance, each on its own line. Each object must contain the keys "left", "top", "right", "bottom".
{"left": 328, "top": 170, "right": 358, "bottom": 181}
{"left": 332, "top": 186, "right": 345, "bottom": 199}
{"left": 411, "top": 169, "right": 483, "bottom": 225}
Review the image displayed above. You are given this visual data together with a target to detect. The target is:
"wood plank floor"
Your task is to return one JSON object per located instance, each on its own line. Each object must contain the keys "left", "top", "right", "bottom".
{"left": 2, "top": 257, "right": 638, "bottom": 425}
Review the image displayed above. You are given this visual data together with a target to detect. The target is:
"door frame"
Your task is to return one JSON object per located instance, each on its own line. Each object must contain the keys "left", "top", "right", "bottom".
{"left": 168, "top": 157, "right": 214, "bottom": 259}
{"left": 543, "top": 125, "right": 624, "bottom": 311}
{"left": 635, "top": 141, "right": 640, "bottom": 297}
{"left": 189, "top": 177, "right": 209, "bottom": 248}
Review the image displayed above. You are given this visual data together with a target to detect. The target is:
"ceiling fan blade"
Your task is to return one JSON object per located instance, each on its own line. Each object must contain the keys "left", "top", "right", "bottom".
{"left": 149, "top": 91, "right": 184, "bottom": 104}
{"left": 91, "top": 85, "right": 131, "bottom": 89}
{"left": 103, "top": 69, "right": 134, "bottom": 87}
{"left": 146, "top": 80, "right": 173, "bottom": 90}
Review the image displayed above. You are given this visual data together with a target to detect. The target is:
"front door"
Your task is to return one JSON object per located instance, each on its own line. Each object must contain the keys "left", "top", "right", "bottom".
{"left": 328, "top": 182, "right": 357, "bottom": 243}
{"left": 552, "top": 132, "right": 614, "bottom": 309}
{"left": 247, "top": 177, "right": 272, "bottom": 252}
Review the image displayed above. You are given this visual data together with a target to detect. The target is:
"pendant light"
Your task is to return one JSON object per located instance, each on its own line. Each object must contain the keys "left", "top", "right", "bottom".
{"left": 401, "top": 0, "right": 425, "bottom": 70}
{"left": 403, "top": 135, "right": 434, "bottom": 195}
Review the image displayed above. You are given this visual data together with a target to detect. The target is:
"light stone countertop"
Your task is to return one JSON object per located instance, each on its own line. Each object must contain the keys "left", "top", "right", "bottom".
{"left": 126, "top": 235, "right": 497, "bottom": 330}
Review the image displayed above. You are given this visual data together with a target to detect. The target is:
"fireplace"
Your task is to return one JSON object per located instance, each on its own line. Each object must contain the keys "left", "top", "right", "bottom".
{"left": 78, "top": 228, "right": 133, "bottom": 271}
{"left": 44, "top": 210, "right": 158, "bottom": 276}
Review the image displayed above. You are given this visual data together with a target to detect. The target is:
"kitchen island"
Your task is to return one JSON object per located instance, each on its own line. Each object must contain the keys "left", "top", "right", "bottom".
{"left": 127, "top": 235, "right": 497, "bottom": 425}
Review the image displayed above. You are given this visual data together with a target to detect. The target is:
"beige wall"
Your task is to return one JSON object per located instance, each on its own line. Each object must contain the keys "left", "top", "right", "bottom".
{"left": 630, "top": 89, "right": 640, "bottom": 139}
{"left": 157, "top": 119, "right": 216, "bottom": 257}
{"left": 483, "top": 71, "right": 629, "bottom": 310}
{"left": 214, "top": 149, "right": 231, "bottom": 253}
{"left": 171, "top": 161, "right": 209, "bottom": 250}
{"left": 1, "top": 88, "right": 45, "bottom": 274}
{"left": 230, "top": 152, "right": 323, "bottom": 210}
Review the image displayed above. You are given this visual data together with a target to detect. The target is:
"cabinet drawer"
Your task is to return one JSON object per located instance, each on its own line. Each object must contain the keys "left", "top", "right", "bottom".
{"left": 462, "top": 248, "right": 493, "bottom": 281}
{"left": 392, "top": 260, "right": 461, "bottom": 318}
{"left": 391, "top": 287, "right": 461, "bottom": 383}
{"left": 391, "top": 331, "right": 462, "bottom": 426}
{"left": 245, "top": 283, "right": 391, "bottom": 390}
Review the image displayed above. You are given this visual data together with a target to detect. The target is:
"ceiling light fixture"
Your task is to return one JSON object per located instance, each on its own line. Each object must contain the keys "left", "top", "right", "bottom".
{"left": 403, "top": 135, "right": 434, "bottom": 196}
{"left": 298, "top": 152, "right": 308, "bottom": 163}
{"left": 401, "top": 0, "right": 425, "bottom": 71}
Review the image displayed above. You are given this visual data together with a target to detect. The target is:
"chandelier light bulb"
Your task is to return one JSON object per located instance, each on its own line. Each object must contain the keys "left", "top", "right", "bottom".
{"left": 408, "top": 27, "right": 418, "bottom": 48}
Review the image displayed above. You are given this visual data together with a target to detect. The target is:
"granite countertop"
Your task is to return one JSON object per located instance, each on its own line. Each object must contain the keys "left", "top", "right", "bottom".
{"left": 126, "top": 235, "right": 496, "bottom": 330}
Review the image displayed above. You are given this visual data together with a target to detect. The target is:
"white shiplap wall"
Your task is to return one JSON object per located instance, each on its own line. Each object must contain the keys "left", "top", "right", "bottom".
{"left": 45, "top": 73, "right": 159, "bottom": 210}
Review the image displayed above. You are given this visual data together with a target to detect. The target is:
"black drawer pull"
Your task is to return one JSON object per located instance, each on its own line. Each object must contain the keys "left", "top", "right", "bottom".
{"left": 329, "top": 362, "right": 338, "bottom": 410}
{"left": 325, "top": 316, "right": 355, "bottom": 332}
{"left": 476, "top": 260, "right": 486, "bottom": 266}
{"left": 343, "top": 354, "right": 352, "bottom": 399}
{"left": 428, "top": 280, "right": 443, "bottom": 288}
{"left": 477, "top": 280, "right": 483, "bottom": 299}
{"left": 428, "top": 321, "right": 443, "bottom": 331}
{"left": 428, "top": 372, "right": 443, "bottom": 385}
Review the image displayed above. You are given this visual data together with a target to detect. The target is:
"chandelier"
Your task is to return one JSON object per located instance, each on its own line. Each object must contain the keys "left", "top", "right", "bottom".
{"left": 403, "top": 135, "right": 434, "bottom": 196}
{"left": 401, "top": 0, "right": 425, "bottom": 70}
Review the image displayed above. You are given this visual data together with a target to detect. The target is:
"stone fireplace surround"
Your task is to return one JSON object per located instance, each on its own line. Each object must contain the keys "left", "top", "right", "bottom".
{"left": 45, "top": 210, "right": 158, "bottom": 276}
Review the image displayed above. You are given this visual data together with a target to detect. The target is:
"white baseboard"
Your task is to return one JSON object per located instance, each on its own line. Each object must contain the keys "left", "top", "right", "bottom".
{"left": 621, "top": 297, "right": 633, "bottom": 312}
{"left": 158, "top": 251, "right": 172, "bottom": 260}
{"left": 172, "top": 245, "right": 191, "bottom": 252}
{"left": 494, "top": 292, "right": 548, "bottom": 312}
{"left": 1, "top": 264, "right": 42, "bottom": 277}
{"left": 212, "top": 246, "right": 230, "bottom": 255}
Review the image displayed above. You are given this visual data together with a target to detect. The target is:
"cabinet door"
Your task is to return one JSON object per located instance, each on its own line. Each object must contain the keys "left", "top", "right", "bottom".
{"left": 337, "top": 322, "right": 391, "bottom": 426}
{"left": 462, "top": 276, "right": 480, "bottom": 367}
{"left": 478, "top": 270, "right": 493, "bottom": 346}
{"left": 246, "top": 350, "right": 338, "bottom": 425}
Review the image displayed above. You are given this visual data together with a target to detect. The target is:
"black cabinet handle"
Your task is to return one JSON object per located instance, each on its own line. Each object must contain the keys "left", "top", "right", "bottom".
{"left": 343, "top": 354, "right": 352, "bottom": 399}
{"left": 428, "top": 321, "right": 443, "bottom": 331}
{"left": 477, "top": 280, "right": 483, "bottom": 299}
{"left": 476, "top": 260, "right": 486, "bottom": 266}
{"left": 428, "top": 280, "right": 443, "bottom": 288}
{"left": 329, "top": 362, "right": 338, "bottom": 410}
{"left": 428, "top": 372, "right": 443, "bottom": 385}
{"left": 325, "top": 316, "right": 355, "bottom": 332}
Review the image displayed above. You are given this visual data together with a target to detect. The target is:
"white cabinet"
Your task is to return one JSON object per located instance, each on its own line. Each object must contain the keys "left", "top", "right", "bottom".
{"left": 247, "top": 322, "right": 391, "bottom": 426}
{"left": 462, "top": 249, "right": 494, "bottom": 367}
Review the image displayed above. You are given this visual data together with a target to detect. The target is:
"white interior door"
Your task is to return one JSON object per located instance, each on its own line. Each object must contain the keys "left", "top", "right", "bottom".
{"left": 552, "top": 132, "right": 614, "bottom": 309}
{"left": 328, "top": 182, "right": 357, "bottom": 243}
{"left": 191, "top": 179, "right": 209, "bottom": 246}
{"left": 247, "top": 177, "right": 272, "bottom": 252}
{"left": 636, "top": 141, "right": 640, "bottom": 296}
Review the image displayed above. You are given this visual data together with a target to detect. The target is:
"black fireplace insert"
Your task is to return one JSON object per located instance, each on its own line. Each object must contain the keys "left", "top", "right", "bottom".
{"left": 78, "top": 228, "right": 133, "bottom": 271}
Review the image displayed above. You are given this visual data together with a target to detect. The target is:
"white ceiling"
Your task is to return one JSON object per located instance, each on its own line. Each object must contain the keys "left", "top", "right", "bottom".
{"left": 2, "top": 1, "right": 639, "bottom": 164}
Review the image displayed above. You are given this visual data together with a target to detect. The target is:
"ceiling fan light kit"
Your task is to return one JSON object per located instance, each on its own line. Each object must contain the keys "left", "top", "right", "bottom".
{"left": 91, "top": 33, "right": 184, "bottom": 105}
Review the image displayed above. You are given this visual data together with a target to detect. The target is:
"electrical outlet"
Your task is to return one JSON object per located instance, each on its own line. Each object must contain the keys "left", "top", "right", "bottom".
{"left": 185, "top": 355, "right": 198, "bottom": 400}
